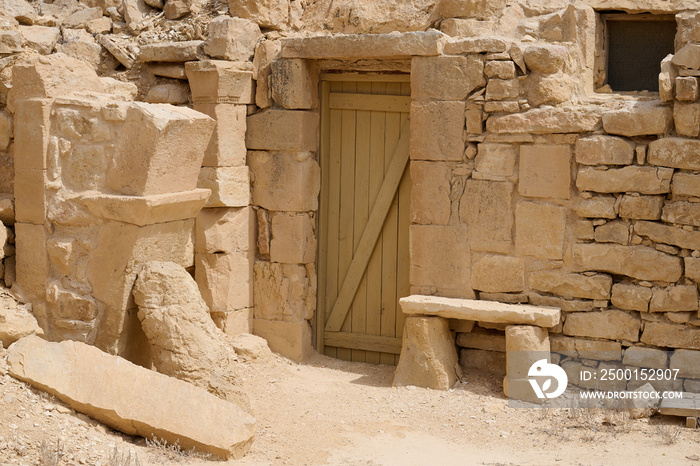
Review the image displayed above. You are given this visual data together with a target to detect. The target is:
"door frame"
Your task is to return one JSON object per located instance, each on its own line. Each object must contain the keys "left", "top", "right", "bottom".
{"left": 315, "top": 72, "right": 411, "bottom": 360}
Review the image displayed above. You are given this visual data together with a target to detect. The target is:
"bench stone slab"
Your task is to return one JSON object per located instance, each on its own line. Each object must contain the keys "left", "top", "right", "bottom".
{"left": 400, "top": 295, "right": 560, "bottom": 327}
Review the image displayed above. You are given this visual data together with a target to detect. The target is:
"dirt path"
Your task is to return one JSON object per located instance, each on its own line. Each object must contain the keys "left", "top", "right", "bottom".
{"left": 1, "top": 348, "right": 699, "bottom": 465}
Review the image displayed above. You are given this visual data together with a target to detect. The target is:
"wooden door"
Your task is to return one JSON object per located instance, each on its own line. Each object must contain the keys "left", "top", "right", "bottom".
{"left": 317, "top": 74, "right": 411, "bottom": 365}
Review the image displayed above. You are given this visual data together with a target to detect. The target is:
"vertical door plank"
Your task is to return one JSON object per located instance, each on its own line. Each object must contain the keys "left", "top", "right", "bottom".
{"left": 317, "top": 81, "right": 331, "bottom": 355}
{"left": 336, "top": 80, "right": 356, "bottom": 362}
{"left": 365, "top": 81, "right": 387, "bottom": 365}
{"left": 379, "top": 81, "right": 402, "bottom": 365}
{"left": 324, "top": 81, "right": 344, "bottom": 359}
{"left": 351, "top": 81, "right": 372, "bottom": 363}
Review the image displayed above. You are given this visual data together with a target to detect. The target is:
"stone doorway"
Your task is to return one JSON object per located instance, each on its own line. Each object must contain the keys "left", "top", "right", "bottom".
{"left": 316, "top": 73, "right": 411, "bottom": 365}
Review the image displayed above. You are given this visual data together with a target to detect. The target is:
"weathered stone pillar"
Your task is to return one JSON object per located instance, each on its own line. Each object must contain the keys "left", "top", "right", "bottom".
{"left": 186, "top": 60, "right": 256, "bottom": 335}
{"left": 504, "top": 325, "right": 551, "bottom": 403}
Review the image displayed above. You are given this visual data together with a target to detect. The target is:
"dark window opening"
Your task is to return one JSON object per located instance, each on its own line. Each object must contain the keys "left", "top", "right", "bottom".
{"left": 604, "top": 14, "right": 676, "bottom": 92}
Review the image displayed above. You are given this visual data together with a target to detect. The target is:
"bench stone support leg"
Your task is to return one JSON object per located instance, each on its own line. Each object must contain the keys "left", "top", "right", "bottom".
{"left": 393, "top": 316, "right": 460, "bottom": 390}
{"left": 504, "top": 325, "right": 551, "bottom": 403}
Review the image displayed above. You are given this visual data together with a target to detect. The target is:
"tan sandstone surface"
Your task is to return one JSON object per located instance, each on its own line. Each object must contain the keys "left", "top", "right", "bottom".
{"left": 1, "top": 344, "right": 700, "bottom": 465}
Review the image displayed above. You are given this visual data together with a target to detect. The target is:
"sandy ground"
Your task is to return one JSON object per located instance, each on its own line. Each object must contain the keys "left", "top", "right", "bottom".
{"left": 1, "top": 346, "right": 699, "bottom": 466}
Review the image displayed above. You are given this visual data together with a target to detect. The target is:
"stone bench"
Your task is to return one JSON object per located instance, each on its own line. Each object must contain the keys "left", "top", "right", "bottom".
{"left": 393, "top": 295, "right": 561, "bottom": 401}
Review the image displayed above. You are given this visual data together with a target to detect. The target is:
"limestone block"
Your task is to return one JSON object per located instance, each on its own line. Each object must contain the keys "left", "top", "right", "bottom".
{"left": 575, "top": 166, "right": 672, "bottom": 194}
{"left": 619, "top": 195, "right": 663, "bottom": 220}
{"left": 595, "top": 220, "right": 629, "bottom": 245}
{"left": 0, "top": 298, "right": 42, "bottom": 348}
{"left": 399, "top": 295, "right": 560, "bottom": 328}
{"left": 0, "top": 0, "right": 34, "bottom": 23}
{"left": 300, "top": 0, "right": 437, "bottom": 34}
{"left": 198, "top": 166, "right": 250, "bottom": 208}
{"left": 86, "top": 17, "right": 112, "bottom": 34}
{"left": 523, "top": 44, "right": 566, "bottom": 73}
{"left": 442, "top": 37, "right": 507, "bottom": 54}
{"left": 686, "top": 257, "right": 700, "bottom": 283}
{"left": 523, "top": 71, "right": 573, "bottom": 107}
{"left": 14, "top": 99, "right": 51, "bottom": 171}
{"left": 662, "top": 201, "right": 700, "bottom": 227}
{"left": 393, "top": 316, "right": 459, "bottom": 390}
{"left": 279, "top": 30, "right": 443, "bottom": 60}
{"left": 611, "top": 282, "right": 652, "bottom": 312}
{"left": 519, "top": 144, "right": 570, "bottom": 199}
{"left": 62, "top": 6, "right": 102, "bottom": 28}
{"left": 505, "top": 325, "right": 550, "bottom": 403}
{"left": 529, "top": 270, "right": 611, "bottom": 300}
{"left": 194, "top": 103, "right": 247, "bottom": 167}
{"left": 253, "top": 318, "right": 312, "bottom": 362}
{"left": 253, "top": 261, "right": 315, "bottom": 323}
{"left": 564, "top": 310, "right": 640, "bottom": 341}
{"left": 673, "top": 42, "right": 700, "bottom": 70}
{"left": 622, "top": 347, "right": 668, "bottom": 369}
{"left": 486, "top": 106, "right": 602, "bottom": 134}
{"left": 269, "top": 212, "right": 315, "bottom": 264}
{"left": 484, "top": 61, "right": 515, "bottom": 79}
{"left": 7, "top": 336, "right": 255, "bottom": 459}
{"left": 253, "top": 40, "right": 280, "bottom": 108}
{"left": 203, "top": 17, "right": 261, "bottom": 62}
{"left": 634, "top": 220, "right": 700, "bottom": 251}
{"left": 185, "top": 61, "right": 255, "bottom": 104}
{"left": 649, "top": 137, "right": 700, "bottom": 170}
{"left": 650, "top": 285, "right": 699, "bottom": 313}
{"left": 456, "top": 331, "right": 505, "bottom": 352}
{"left": 47, "top": 238, "right": 77, "bottom": 276}
{"left": 195, "top": 207, "right": 255, "bottom": 255}
{"left": 0, "top": 28, "right": 21, "bottom": 55}
{"left": 149, "top": 63, "right": 187, "bottom": 80}
{"left": 410, "top": 161, "right": 451, "bottom": 225}
{"left": 460, "top": 348, "right": 506, "bottom": 377}
{"left": 440, "top": 0, "right": 506, "bottom": 19}
{"left": 246, "top": 109, "right": 318, "bottom": 151}
{"left": 18, "top": 25, "right": 59, "bottom": 55}
{"left": 674, "top": 102, "right": 700, "bottom": 137}
{"left": 515, "top": 202, "right": 566, "bottom": 260}
{"left": 140, "top": 41, "right": 203, "bottom": 62}
{"left": 569, "top": 243, "right": 682, "bottom": 282}
{"left": 123, "top": 0, "right": 150, "bottom": 32}
{"left": 659, "top": 54, "right": 677, "bottom": 102}
{"left": 672, "top": 172, "right": 700, "bottom": 198}
{"left": 270, "top": 58, "right": 317, "bottom": 109}
{"left": 575, "top": 135, "right": 634, "bottom": 166}
{"left": 471, "top": 255, "right": 524, "bottom": 293}
{"left": 15, "top": 223, "right": 49, "bottom": 302}
{"left": 80, "top": 190, "right": 210, "bottom": 227}
{"left": 601, "top": 104, "right": 673, "bottom": 137}
{"left": 675, "top": 77, "right": 700, "bottom": 102}
{"left": 459, "top": 180, "right": 513, "bottom": 254}
{"left": 108, "top": 103, "right": 215, "bottom": 196}
{"left": 144, "top": 82, "right": 189, "bottom": 104}
{"left": 195, "top": 252, "right": 253, "bottom": 312}
{"left": 229, "top": 0, "right": 288, "bottom": 30}
{"left": 14, "top": 169, "right": 45, "bottom": 224}
{"left": 641, "top": 322, "right": 700, "bottom": 350}
{"left": 474, "top": 143, "right": 516, "bottom": 179}
{"left": 409, "top": 225, "right": 473, "bottom": 298}
{"left": 212, "top": 309, "right": 253, "bottom": 335}
{"left": 89, "top": 219, "right": 196, "bottom": 354}
{"left": 670, "top": 350, "right": 700, "bottom": 379}
{"left": 573, "top": 195, "right": 615, "bottom": 219}
{"left": 410, "top": 101, "right": 464, "bottom": 161}
{"left": 411, "top": 55, "right": 484, "bottom": 101}
{"left": 248, "top": 151, "right": 320, "bottom": 212}
{"left": 485, "top": 78, "right": 520, "bottom": 101}
{"left": 440, "top": 18, "right": 493, "bottom": 37}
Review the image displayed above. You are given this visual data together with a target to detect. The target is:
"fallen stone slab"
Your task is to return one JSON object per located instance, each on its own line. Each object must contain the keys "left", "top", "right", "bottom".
{"left": 6, "top": 336, "right": 255, "bottom": 459}
{"left": 399, "top": 295, "right": 560, "bottom": 327}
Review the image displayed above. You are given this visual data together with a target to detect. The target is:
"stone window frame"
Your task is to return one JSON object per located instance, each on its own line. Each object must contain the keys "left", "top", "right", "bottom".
{"left": 594, "top": 11, "right": 678, "bottom": 93}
